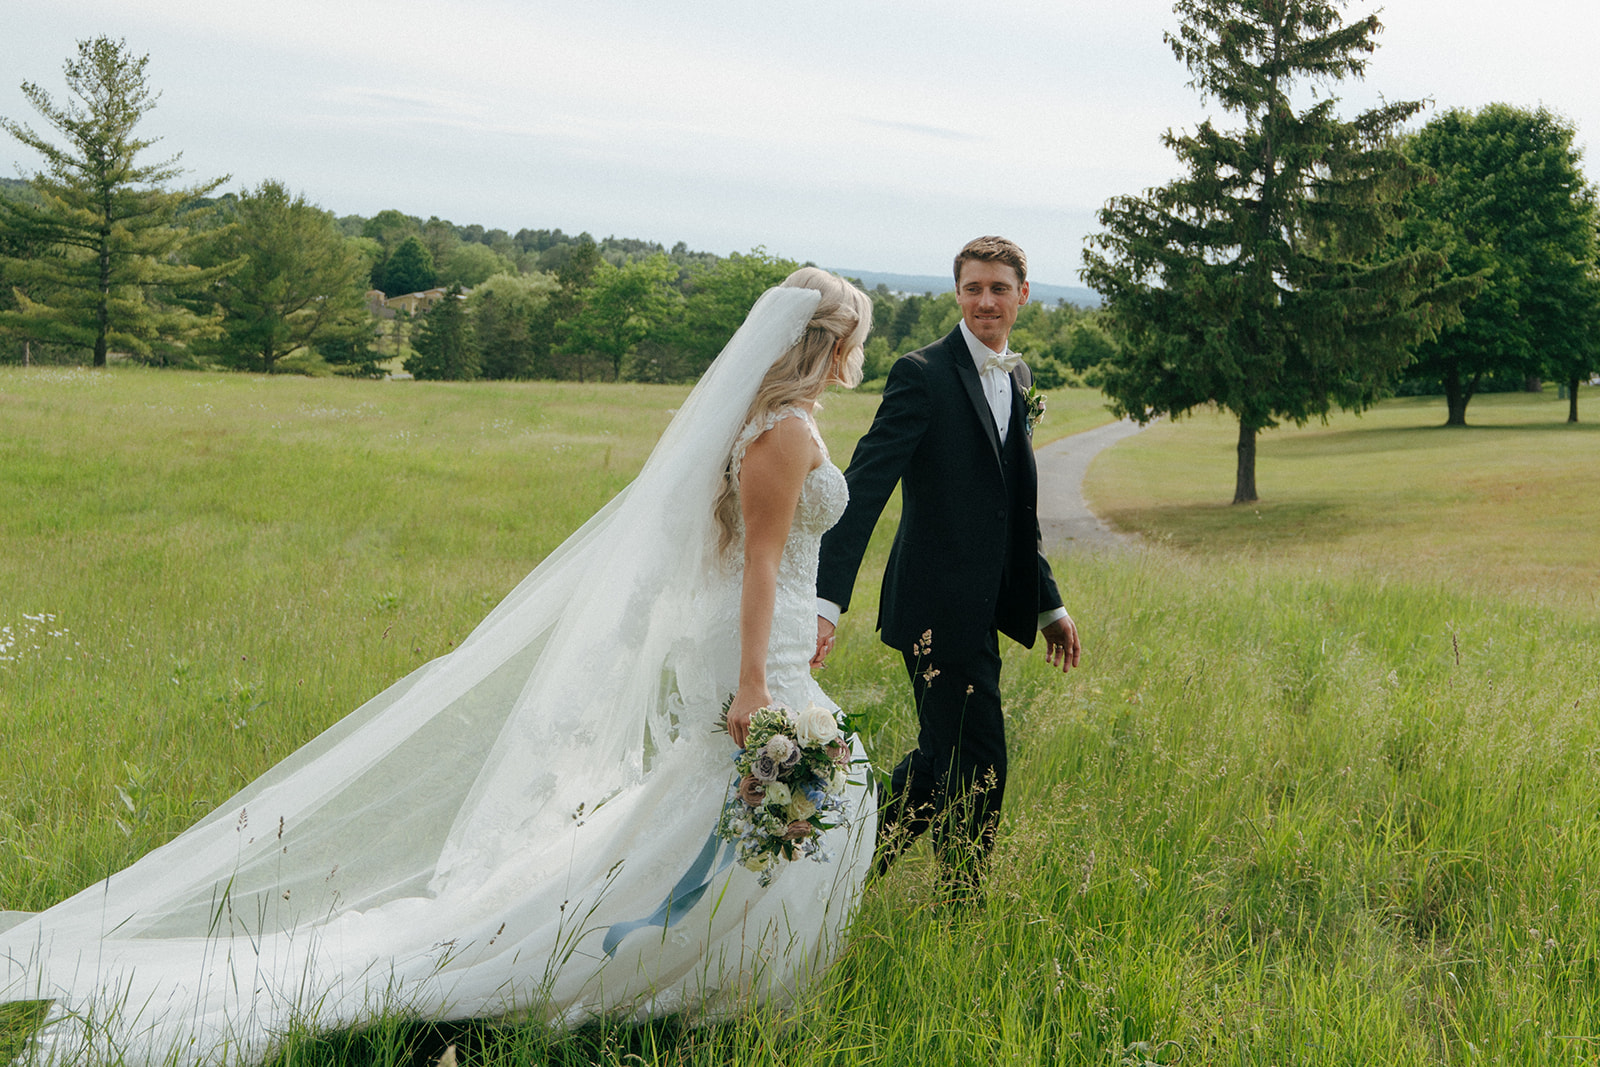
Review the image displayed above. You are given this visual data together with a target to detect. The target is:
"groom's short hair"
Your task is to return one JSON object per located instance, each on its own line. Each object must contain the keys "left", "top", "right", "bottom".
{"left": 954, "top": 236, "right": 1028, "bottom": 286}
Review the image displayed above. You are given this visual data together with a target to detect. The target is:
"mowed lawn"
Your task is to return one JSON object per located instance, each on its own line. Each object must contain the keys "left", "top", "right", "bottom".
{"left": 1087, "top": 387, "right": 1600, "bottom": 609}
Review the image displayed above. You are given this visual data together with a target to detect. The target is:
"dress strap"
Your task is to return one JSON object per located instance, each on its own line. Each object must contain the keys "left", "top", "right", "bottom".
{"left": 728, "top": 405, "right": 825, "bottom": 480}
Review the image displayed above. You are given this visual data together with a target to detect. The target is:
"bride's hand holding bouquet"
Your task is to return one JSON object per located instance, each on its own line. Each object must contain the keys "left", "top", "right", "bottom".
{"left": 716, "top": 700, "right": 857, "bottom": 884}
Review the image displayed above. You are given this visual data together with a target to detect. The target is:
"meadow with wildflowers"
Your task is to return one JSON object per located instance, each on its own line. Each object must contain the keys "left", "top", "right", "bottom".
{"left": 3, "top": 368, "right": 1600, "bottom": 1065}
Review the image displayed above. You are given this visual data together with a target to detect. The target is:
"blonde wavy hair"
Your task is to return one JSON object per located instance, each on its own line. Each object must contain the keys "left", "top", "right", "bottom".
{"left": 712, "top": 267, "right": 873, "bottom": 554}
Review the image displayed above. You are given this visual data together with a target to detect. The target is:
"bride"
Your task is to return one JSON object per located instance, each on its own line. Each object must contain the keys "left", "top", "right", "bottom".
{"left": 0, "top": 269, "right": 877, "bottom": 1064}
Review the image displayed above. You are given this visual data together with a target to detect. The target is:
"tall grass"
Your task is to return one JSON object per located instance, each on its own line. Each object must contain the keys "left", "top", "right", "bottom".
{"left": 5, "top": 369, "right": 1599, "bottom": 1064}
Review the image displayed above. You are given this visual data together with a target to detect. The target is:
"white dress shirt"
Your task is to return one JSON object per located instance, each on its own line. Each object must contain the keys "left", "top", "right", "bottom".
{"left": 816, "top": 323, "right": 1068, "bottom": 633}
{"left": 959, "top": 318, "right": 1015, "bottom": 445}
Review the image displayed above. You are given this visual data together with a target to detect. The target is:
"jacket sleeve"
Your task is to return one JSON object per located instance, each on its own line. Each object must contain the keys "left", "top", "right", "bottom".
{"left": 815, "top": 355, "right": 931, "bottom": 612}
{"left": 1036, "top": 548, "right": 1063, "bottom": 615}
{"left": 1018, "top": 361, "right": 1064, "bottom": 617}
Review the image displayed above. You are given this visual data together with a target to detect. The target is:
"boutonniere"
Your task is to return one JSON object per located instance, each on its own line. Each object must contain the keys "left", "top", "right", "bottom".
{"left": 1023, "top": 384, "right": 1046, "bottom": 434}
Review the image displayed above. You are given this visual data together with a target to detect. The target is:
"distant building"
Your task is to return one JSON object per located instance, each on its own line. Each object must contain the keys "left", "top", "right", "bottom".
{"left": 383, "top": 288, "right": 452, "bottom": 317}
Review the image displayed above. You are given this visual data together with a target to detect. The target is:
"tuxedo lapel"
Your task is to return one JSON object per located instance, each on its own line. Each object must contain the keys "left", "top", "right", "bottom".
{"left": 945, "top": 330, "right": 1003, "bottom": 464}
{"left": 1008, "top": 366, "right": 1031, "bottom": 440}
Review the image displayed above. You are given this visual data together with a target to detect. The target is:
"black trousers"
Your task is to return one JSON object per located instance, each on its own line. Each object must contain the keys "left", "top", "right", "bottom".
{"left": 877, "top": 628, "right": 1006, "bottom": 880}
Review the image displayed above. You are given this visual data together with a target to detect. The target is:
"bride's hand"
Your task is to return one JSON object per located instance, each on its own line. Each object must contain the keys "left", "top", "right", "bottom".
{"left": 726, "top": 685, "right": 770, "bottom": 750}
{"left": 811, "top": 616, "right": 836, "bottom": 669}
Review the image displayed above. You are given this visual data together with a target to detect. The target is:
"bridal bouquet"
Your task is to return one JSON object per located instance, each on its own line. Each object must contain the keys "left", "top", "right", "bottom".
{"left": 717, "top": 703, "right": 855, "bottom": 886}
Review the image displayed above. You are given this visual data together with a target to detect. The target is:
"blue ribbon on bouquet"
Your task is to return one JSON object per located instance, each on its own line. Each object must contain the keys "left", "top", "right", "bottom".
{"left": 600, "top": 827, "right": 736, "bottom": 958}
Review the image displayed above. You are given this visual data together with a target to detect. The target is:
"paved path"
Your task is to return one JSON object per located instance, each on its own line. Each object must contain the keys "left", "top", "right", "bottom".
{"left": 1035, "top": 419, "right": 1146, "bottom": 554}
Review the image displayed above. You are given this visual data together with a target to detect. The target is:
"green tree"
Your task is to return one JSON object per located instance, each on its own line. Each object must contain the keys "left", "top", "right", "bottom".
{"left": 405, "top": 286, "right": 475, "bottom": 380}
{"left": 361, "top": 208, "right": 419, "bottom": 292}
{"left": 564, "top": 253, "right": 682, "bottom": 381}
{"left": 317, "top": 328, "right": 384, "bottom": 379}
{"left": 1549, "top": 259, "right": 1600, "bottom": 422}
{"left": 469, "top": 270, "right": 557, "bottom": 379}
{"left": 380, "top": 235, "right": 436, "bottom": 297}
{"left": 420, "top": 215, "right": 460, "bottom": 272}
{"left": 860, "top": 335, "right": 894, "bottom": 382}
{"left": 677, "top": 249, "right": 799, "bottom": 378}
{"left": 900, "top": 292, "right": 960, "bottom": 351}
{"left": 188, "top": 180, "right": 373, "bottom": 373}
{"left": 0, "top": 36, "right": 234, "bottom": 366}
{"left": 1083, "top": 0, "right": 1471, "bottom": 503}
{"left": 439, "top": 241, "right": 516, "bottom": 290}
{"left": 362, "top": 209, "right": 420, "bottom": 250}
{"left": 1399, "top": 105, "right": 1600, "bottom": 425}
{"left": 0, "top": 179, "right": 55, "bottom": 363}
{"left": 887, "top": 293, "right": 926, "bottom": 348}
{"left": 1059, "top": 319, "right": 1119, "bottom": 374}
{"left": 542, "top": 236, "right": 602, "bottom": 380}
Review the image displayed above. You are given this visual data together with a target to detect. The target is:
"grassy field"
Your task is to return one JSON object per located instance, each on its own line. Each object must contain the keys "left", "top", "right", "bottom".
{"left": 1087, "top": 387, "right": 1600, "bottom": 611}
{"left": 5, "top": 368, "right": 1600, "bottom": 1064}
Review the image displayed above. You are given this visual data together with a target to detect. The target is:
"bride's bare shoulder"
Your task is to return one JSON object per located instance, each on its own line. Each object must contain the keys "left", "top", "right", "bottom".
{"left": 746, "top": 410, "right": 815, "bottom": 459}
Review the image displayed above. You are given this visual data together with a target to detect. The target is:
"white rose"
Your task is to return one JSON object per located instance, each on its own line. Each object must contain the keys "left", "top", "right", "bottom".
{"left": 763, "top": 780, "right": 793, "bottom": 808}
{"left": 796, "top": 704, "right": 841, "bottom": 747}
{"left": 788, "top": 793, "right": 817, "bottom": 821}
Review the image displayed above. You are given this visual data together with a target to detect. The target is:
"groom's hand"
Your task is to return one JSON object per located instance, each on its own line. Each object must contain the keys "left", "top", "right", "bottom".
{"left": 1041, "top": 615, "right": 1081, "bottom": 673}
{"left": 812, "top": 617, "right": 836, "bottom": 668}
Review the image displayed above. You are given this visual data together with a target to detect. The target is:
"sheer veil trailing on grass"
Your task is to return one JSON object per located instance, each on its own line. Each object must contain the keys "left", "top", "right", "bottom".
{"left": 0, "top": 286, "right": 875, "bottom": 1064}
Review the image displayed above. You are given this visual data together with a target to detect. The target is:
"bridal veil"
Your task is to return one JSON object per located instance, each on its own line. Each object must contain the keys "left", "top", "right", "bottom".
{"left": 0, "top": 285, "right": 871, "bottom": 1064}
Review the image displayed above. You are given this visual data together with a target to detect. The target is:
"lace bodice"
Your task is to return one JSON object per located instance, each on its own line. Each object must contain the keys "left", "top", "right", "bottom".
{"left": 728, "top": 405, "right": 849, "bottom": 549}
{"left": 677, "top": 406, "right": 847, "bottom": 726}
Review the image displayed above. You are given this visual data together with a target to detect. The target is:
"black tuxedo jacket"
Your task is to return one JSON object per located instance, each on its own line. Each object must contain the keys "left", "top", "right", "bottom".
{"left": 817, "top": 326, "right": 1063, "bottom": 659}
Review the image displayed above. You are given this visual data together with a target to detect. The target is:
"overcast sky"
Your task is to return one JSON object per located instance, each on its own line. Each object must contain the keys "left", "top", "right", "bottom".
{"left": 3, "top": 0, "right": 1597, "bottom": 287}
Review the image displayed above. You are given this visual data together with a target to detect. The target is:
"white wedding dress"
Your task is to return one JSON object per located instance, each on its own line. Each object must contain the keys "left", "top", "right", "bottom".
{"left": 0, "top": 287, "right": 875, "bottom": 1065}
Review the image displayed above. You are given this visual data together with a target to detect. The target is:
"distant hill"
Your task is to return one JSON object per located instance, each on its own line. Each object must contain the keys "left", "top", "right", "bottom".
{"left": 831, "top": 267, "right": 1100, "bottom": 308}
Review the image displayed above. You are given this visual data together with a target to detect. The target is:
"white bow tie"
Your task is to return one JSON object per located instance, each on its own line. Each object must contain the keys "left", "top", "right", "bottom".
{"left": 980, "top": 350, "right": 1021, "bottom": 375}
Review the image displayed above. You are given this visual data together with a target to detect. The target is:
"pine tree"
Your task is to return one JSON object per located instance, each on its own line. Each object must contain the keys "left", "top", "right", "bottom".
{"left": 380, "top": 236, "right": 436, "bottom": 298}
{"left": 1083, "top": 0, "right": 1473, "bottom": 503}
{"left": 189, "top": 180, "right": 374, "bottom": 373}
{"left": 0, "top": 37, "right": 234, "bottom": 366}
{"left": 405, "top": 286, "right": 476, "bottom": 380}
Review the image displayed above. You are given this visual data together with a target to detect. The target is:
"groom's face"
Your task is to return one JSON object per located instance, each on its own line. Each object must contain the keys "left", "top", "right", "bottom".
{"left": 956, "top": 260, "right": 1029, "bottom": 352}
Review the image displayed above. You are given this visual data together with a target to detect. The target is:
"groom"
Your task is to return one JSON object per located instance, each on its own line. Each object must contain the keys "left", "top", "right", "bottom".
{"left": 814, "top": 235, "right": 1080, "bottom": 886}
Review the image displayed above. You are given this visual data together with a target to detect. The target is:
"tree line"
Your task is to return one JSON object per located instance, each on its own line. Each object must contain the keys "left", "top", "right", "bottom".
{"left": 0, "top": 37, "right": 1109, "bottom": 386}
{"left": 1084, "top": 0, "right": 1600, "bottom": 502}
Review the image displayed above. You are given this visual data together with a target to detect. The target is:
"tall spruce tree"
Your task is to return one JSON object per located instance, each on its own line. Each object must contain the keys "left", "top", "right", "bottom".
{"left": 1083, "top": 0, "right": 1471, "bottom": 503}
{"left": 405, "top": 286, "right": 476, "bottom": 380}
{"left": 380, "top": 235, "right": 436, "bottom": 298}
{"left": 0, "top": 37, "right": 234, "bottom": 366}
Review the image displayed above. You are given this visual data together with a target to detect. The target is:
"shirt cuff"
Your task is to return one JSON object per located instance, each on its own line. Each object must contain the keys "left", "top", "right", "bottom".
{"left": 1037, "top": 606, "right": 1068, "bottom": 630}
{"left": 817, "top": 598, "right": 842, "bottom": 626}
